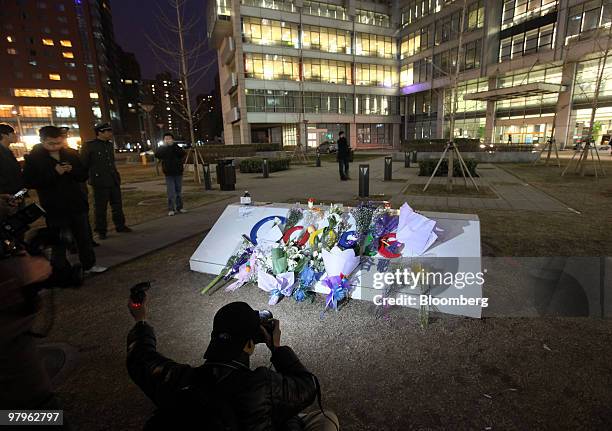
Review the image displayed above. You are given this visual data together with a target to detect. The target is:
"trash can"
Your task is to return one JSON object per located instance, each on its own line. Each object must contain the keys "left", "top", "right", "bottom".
{"left": 216, "top": 158, "right": 236, "bottom": 191}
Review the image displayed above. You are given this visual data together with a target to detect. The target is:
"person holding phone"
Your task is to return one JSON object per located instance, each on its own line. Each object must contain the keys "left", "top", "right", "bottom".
{"left": 22, "top": 126, "right": 106, "bottom": 277}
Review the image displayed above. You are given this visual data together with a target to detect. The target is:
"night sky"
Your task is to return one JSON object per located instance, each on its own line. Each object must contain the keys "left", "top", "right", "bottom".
{"left": 111, "top": 0, "right": 217, "bottom": 96}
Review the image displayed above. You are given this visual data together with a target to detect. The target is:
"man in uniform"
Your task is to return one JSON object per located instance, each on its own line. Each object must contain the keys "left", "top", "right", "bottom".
{"left": 80, "top": 123, "right": 131, "bottom": 240}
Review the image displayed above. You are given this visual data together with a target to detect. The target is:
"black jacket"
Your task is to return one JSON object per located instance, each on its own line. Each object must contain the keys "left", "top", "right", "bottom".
{"left": 154, "top": 144, "right": 186, "bottom": 176}
{"left": 337, "top": 137, "right": 350, "bottom": 160}
{"left": 22, "top": 145, "right": 89, "bottom": 217}
{"left": 80, "top": 138, "right": 121, "bottom": 187}
{"left": 0, "top": 144, "right": 24, "bottom": 195}
{"left": 127, "top": 321, "right": 318, "bottom": 431}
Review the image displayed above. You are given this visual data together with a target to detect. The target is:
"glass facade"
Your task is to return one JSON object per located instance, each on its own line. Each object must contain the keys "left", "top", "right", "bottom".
{"left": 356, "top": 9, "right": 390, "bottom": 28}
{"left": 241, "top": 0, "right": 296, "bottom": 12}
{"left": 302, "top": 25, "right": 351, "bottom": 54}
{"left": 303, "top": 1, "right": 347, "bottom": 20}
{"left": 499, "top": 23, "right": 555, "bottom": 61}
{"left": 244, "top": 53, "right": 300, "bottom": 81}
{"left": 355, "top": 64, "right": 398, "bottom": 87}
{"left": 302, "top": 58, "right": 352, "bottom": 85}
{"left": 357, "top": 123, "right": 392, "bottom": 147}
{"left": 355, "top": 33, "right": 396, "bottom": 59}
{"left": 501, "top": 0, "right": 558, "bottom": 30}
{"left": 242, "top": 17, "right": 299, "bottom": 47}
{"left": 566, "top": 0, "right": 612, "bottom": 44}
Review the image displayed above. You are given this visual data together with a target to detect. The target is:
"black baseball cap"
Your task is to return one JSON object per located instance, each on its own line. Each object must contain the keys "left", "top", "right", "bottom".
{"left": 94, "top": 122, "right": 112, "bottom": 133}
{"left": 204, "top": 302, "right": 261, "bottom": 361}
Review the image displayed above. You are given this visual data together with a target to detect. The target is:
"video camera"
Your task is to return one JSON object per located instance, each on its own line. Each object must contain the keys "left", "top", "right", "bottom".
{"left": 254, "top": 309, "right": 275, "bottom": 344}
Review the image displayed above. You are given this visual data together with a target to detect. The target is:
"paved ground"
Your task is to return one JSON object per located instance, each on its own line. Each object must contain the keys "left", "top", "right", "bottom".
{"left": 25, "top": 158, "right": 611, "bottom": 430}
{"left": 95, "top": 158, "right": 571, "bottom": 269}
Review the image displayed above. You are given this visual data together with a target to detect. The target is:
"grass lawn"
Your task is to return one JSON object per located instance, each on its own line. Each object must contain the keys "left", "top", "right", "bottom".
{"left": 116, "top": 162, "right": 162, "bottom": 184}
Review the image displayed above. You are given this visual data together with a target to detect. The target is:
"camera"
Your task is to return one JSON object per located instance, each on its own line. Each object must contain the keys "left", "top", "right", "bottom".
{"left": 129, "top": 281, "right": 151, "bottom": 307}
{"left": 254, "top": 309, "right": 275, "bottom": 344}
{"left": 1, "top": 202, "right": 46, "bottom": 258}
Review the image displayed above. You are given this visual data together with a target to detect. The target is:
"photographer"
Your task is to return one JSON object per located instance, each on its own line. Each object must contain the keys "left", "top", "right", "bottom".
{"left": 22, "top": 126, "right": 105, "bottom": 277}
{"left": 127, "top": 298, "right": 339, "bottom": 430}
{"left": 0, "top": 194, "right": 55, "bottom": 409}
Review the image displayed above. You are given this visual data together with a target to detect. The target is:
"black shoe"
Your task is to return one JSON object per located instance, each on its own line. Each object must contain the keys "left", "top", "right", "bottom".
{"left": 340, "top": 177, "right": 348, "bottom": 181}
{"left": 116, "top": 226, "right": 133, "bottom": 233}
{"left": 97, "top": 232, "right": 107, "bottom": 240}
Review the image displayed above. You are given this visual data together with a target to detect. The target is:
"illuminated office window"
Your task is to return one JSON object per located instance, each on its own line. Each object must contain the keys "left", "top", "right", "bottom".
{"left": 302, "top": 0, "right": 347, "bottom": 20}
{"left": 50, "top": 89, "right": 74, "bottom": 98}
{"left": 302, "top": 58, "right": 352, "bottom": 85}
{"left": 13, "top": 88, "right": 50, "bottom": 97}
{"left": 400, "top": 64, "right": 414, "bottom": 87}
{"left": 244, "top": 53, "right": 300, "bottom": 81}
{"left": 241, "top": 0, "right": 296, "bottom": 13}
{"left": 355, "top": 64, "right": 398, "bottom": 87}
{"left": 356, "top": 33, "right": 396, "bottom": 59}
{"left": 302, "top": 25, "right": 351, "bottom": 54}
{"left": 62, "top": 51, "right": 74, "bottom": 58}
{"left": 502, "top": 0, "right": 558, "bottom": 30}
{"left": 60, "top": 39, "right": 72, "bottom": 47}
{"left": 49, "top": 73, "right": 61, "bottom": 80}
{"left": 42, "top": 38, "right": 54, "bottom": 46}
{"left": 7, "top": 48, "right": 17, "bottom": 54}
{"left": 242, "top": 16, "right": 299, "bottom": 48}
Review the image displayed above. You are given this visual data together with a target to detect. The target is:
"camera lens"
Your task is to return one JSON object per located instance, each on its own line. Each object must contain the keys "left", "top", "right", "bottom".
{"left": 258, "top": 309, "right": 273, "bottom": 321}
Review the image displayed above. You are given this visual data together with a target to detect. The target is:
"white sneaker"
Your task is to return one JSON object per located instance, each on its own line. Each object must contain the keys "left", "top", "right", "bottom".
{"left": 178, "top": 209, "right": 187, "bottom": 213}
{"left": 168, "top": 211, "right": 175, "bottom": 216}
{"left": 86, "top": 265, "right": 107, "bottom": 274}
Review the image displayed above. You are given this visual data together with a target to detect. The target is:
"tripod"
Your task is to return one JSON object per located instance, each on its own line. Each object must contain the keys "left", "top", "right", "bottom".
{"left": 561, "top": 140, "right": 606, "bottom": 178}
{"left": 423, "top": 141, "right": 479, "bottom": 192}
{"left": 533, "top": 137, "right": 561, "bottom": 167}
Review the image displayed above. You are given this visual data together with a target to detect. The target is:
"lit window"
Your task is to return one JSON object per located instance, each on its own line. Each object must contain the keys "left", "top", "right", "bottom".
{"left": 6, "top": 36, "right": 13, "bottom": 42}
{"left": 127, "top": 103, "right": 133, "bottom": 107}
{"left": 42, "top": 38, "right": 54, "bottom": 46}
{"left": 124, "top": 79, "right": 132, "bottom": 84}
{"left": 13, "top": 88, "right": 49, "bottom": 97}
{"left": 7, "top": 48, "right": 17, "bottom": 55}
{"left": 50, "top": 89, "right": 74, "bottom": 98}
{"left": 49, "top": 73, "right": 61, "bottom": 81}
{"left": 89, "top": 92, "right": 99, "bottom": 99}
{"left": 60, "top": 40, "right": 72, "bottom": 47}
{"left": 62, "top": 51, "right": 74, "bottom": 58}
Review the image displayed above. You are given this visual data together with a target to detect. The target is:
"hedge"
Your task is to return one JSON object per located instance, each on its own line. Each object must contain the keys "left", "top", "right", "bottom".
{"left": 418, "top": 159, "right": 478, "bottom": 177}
{"left": 254, "top": 143, "right": 282, "bottom": 152}
{"left": 185, "top": 145, "right": 257, "bottom": 163}
{"left": 239, "top": 158, "right": 291, "bottom": 173}
{"left": 402, "top": 139, "right": 481, "bottom": 152}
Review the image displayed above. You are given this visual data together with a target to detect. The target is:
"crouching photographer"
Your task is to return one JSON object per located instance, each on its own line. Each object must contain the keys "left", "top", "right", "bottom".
{"left": 126, "top": 287, "right": 339, "bottom": 430}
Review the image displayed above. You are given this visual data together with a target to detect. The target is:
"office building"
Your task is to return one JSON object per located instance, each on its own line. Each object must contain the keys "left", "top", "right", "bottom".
{"left": 0, "top": 0, "right": 121, "bottom": 149}
{"left": 207, "top": 0, "right": 612, "bottom": 149}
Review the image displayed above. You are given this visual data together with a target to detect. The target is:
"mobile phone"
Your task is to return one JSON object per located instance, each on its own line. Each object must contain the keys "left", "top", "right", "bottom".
{"left": 11, "top": 188, "right": 27, "bottom": 201}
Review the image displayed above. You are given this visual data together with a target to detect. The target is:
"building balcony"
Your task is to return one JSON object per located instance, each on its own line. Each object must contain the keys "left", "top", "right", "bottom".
{"left": 220, "top": 36, "right": 235, "bottom": 65}
{"left": 227, "top": 106, "right": 240, "bottom": 123}
{"left": 223, "top": 73, "right": 238, "bottom": 95}
{"left": 207, "top": 0, "right": 232, "bottom": 49}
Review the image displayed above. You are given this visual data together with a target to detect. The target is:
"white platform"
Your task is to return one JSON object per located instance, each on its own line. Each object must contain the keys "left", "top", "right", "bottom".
{"left": 190, "top": 202, "right": 483, "bottom": 318}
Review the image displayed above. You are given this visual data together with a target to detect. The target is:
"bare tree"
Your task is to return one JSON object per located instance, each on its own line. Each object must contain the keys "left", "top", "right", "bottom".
{"left": 146, "top": 0, "right": 215, "bottom": 182}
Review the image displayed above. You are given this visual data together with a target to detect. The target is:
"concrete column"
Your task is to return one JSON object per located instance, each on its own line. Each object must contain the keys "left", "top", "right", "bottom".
{"left": 349, "top": 122, "right": 357, "bottom": 149}
{"left": 392, "top": 123, "right": 401, "bottom": 149}
{"left": 553, "top": 61, "right": 577, "bottom": 149}
{"left": 484, "top": 76, "right": 497, "bottom": 144}
{"left": 436, "top": 89, "right": 445, "bottom": 138}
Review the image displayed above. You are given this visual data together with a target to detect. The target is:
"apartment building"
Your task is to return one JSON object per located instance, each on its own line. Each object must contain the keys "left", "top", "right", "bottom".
{"left": 207, "top": 0, "right": 612, "bottom": 149}
{"left": 0, "top": 0, "right": 122, "bottom": 148}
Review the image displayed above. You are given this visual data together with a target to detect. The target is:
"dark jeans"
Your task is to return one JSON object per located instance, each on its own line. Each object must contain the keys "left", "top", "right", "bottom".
{"left": 47, "top": 212, "right": 96, "bottom": 271}
{"left": 338, "top": 158, "right": 350, "bottom": 180}
{"left": 93, "top": 185, "right": 126, "bottom": 234}
{"left": 165, "top": 175, "right": 183, "bottom": 211}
